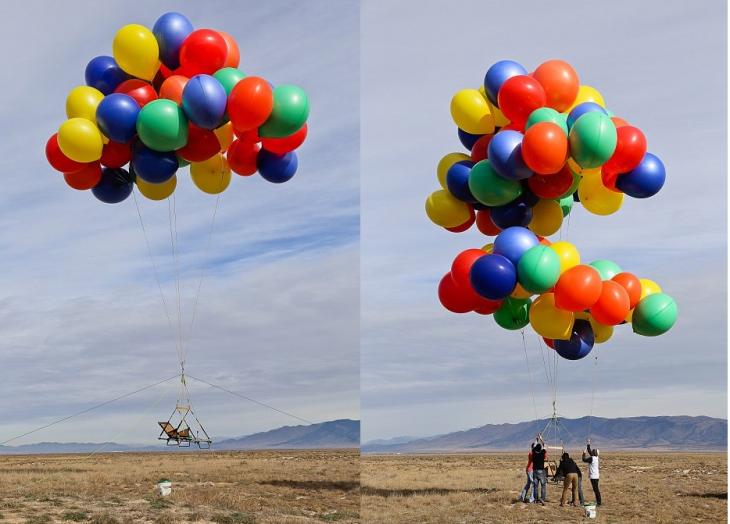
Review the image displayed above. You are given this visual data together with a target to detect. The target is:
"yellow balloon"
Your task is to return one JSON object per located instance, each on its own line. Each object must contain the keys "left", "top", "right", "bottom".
{"left": 191, "top": 154, "right": 232, "bottom": 194}
{"left": 57, "top": 118, "right": 104, "bottom": 162}
{"left": 484, "top": 93, "right": 510, "bottom": 128}
{"left": 530, "top": 293, "right": 575, "bottom": 340}
{"left": 529, "top": 199, "right": 563, "bottom": 237}
{"left": 113, "top": 24, "right": 160, "bottom": 81}
{"left": 578, "top": 175, "right": 623, "bottom": 216}
{"left": 566, "top": 85, "right": 606, "bottom": 112}
{"left": 425, "top": 189, "right": 472, "bottom": 228}
{"left": 625, "top": 279, "right": 662, "bottom": 322}
{"left": 511, "top": 283, "right": 533, "bottom": 299}
{"left": 65, "top": 86, "right": 104, "bottom": 123}
{"left": 550, "top": 241, "right": 580, "bottom": 273}
{"left": 214, "top": 122, "right": 234, "bottom": 152}
{"left": 589, "top": 316, "right": 614, "bottom": 344}
{"left": 450, "top": 88, "right": 495, "bottom": 134}
{"left": 437, "top": 152, "right": 471, "bottom": 189}
{"left": 481, "top": 243, "right": 494, "bottom": 253}
{"left": 136, "top": 176, "right": 177, "bottom": 201}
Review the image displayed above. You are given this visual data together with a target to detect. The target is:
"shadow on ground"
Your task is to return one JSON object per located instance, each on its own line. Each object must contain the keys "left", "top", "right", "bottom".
{"left": 258, "top": 479, "right": 360, "bottom": 492}
{"left": 362, "top": 486, "right": 498, "bottom": 498}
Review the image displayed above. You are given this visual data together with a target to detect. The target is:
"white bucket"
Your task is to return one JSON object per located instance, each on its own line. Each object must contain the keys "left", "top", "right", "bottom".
{"left": 157, "top": 481, "right": 172, "bottom": 496}
{"left": 584, "top": 503, "right": 597, "bottom": 519}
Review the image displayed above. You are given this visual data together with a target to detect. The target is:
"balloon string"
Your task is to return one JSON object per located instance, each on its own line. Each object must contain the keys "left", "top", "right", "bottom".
{"left": 167, "top": 197, "right": 184, "bottom": 378}
{"left": 588, "top": 346, "right": 599, "bottom": 440}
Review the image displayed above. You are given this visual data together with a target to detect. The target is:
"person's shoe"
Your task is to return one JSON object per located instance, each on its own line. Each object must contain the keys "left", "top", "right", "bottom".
{"left": 538, "top": 500, "right": 545, "bottom": 506}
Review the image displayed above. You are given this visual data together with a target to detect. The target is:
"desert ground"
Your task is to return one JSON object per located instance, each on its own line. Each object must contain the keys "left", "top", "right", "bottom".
{"left": 361, "top": 452, "right": 727, "bottom": 523}
{"left": 0, "top": 450, "right": 359, "bottom": 524}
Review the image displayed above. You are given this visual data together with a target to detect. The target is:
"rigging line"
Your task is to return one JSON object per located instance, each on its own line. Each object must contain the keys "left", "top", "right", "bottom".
{"left": 185, "top": 374, "right": 314, "bottom": 425}
{"left": 0, "top": 374, "right": 180, "bottom": 447}
{"left": 588, "top": 346, "right": 599, "bottom": 439}
{"left": 535, "top": 334, "right": 552, "bottom": 390}
{"left": 520, "top": 330, "right": 539, "bottom": 423}
{"left": 167, "top": 196, "right": 184, "bottom": 372}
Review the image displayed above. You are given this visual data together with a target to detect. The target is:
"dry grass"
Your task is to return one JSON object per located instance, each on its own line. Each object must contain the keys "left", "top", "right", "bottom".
{"left": 361, "top": 452, "right": 727, "bottom": 523}
{"left": 0, "top": 450, "right": 359, "bottom": 524}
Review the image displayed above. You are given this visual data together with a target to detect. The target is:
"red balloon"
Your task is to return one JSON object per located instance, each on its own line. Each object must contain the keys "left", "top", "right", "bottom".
{"left": 602, "top": 125, "right": 647, "bottom": 174}
{"left": 543, "top": 337, "right": 555, "bottom": 349}
{"left": 227, "top": 139, "right": 261, "bottom": 176}
{"left": 470, "top": 134, "right": 492, "bottom": 162}
{"left": 177, "top": 124, "right": 220, "bottom": 162}
{"left": 475, "top": 209, "right": 501, "bottom": 236}
{"left": 611, "top": 272, "right": 642, "bottom": 309}
{"left": 554, "top": 265, "right": 603, "bottom": 312}
{"left": 497, "top": 75, "right": 547, "bottom": 129}
{"left": 63, "top": 162, "right": 102, "bottom": 190}
{"left": 235, "top": 128, "right": 261, "bottom": 143}
{"left": 590, "top": 280, "right": 631, "bottom": 326}
{"left": 159, "top": 75, "right": 189, "bottom": 105}
{"left": 178, "top": 29, "right": 228, "bottom": 76}
{"left": 521, "top": 122, "right": 568, "bottom": 175}
{"left": 228, "top": 76, "right": 274, "bottom": 132}
{"left": 46, "top": 133, "right": 85, "bottom": 173}
{"left": 445, "top": 206, "right": 475, "bottom": 232}
{"left": 537, "top": 236, "right": 552, "bottom": 246}
{"left": 438, "top": 273, "right": 474, "bottom": 314}
{"left": 100, "top": 140, "right": 132, "bottom": 168}
{"left": 473, "top": 296, "right": 503, "bottom": 315}
{"left": 532, "top": 60, "right": 579, "bottom": 112}
{"left": 152, "top": 64, "right": 172, "bottom": 92}
{"left": 500, "top": 122, "right": 524, "bottom": 132}
{"left": 261, "top": 124, "right": 308, "bottom": 154}
{"left": 601, "top": 168, "right": 621, "bottom": 192}
{"left": 451, "top": 249, "right": 486, "bottom": 289}
{"left": 528, "top": 165, "right": 575, "bottom": 199}
{"left": 115, "top": 79, "right": 158, "bottom": 107}
{"left": 218, "top": 31, "right": 241, "bottom": 68}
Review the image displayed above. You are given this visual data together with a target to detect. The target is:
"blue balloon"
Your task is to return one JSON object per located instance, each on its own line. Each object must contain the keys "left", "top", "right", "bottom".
{"left": 131, "top": 143, "right": 178, "bottom": 184}
{"left": 566, "top": 102, "right": 607, "bottom": 130}
{"left": 616, "top": 152, "right": 665, "bottom": 198}
{"left": 470, "top": 254, "right": 517, "bottom": 300}
{"left": 96, "top": 94, "right": 140, "bottom": 143}
{"left": 457, "top": 128, "right": 483, "bottom": 150}
{"left": 483, "top": 60, "right": 527, "bottom": 105}
{"left": 92, "top": 168, "right": 134, "bottom": 204}
{"left": 488, "top": 130, "right": 533, "bottom": 180}
{"left": 554, "top": 319, "right": 595, "bottom": 360}
{"left": 152, "top": 12, "right": 194, "bottom": 70}
{"left": 258, "top": 150, "right": 298, "bottom": 183}
{"left": 493, "top": 226, "right": 539, "bottom": 266}
{"left": 490, "top": 201, "right": 533, "bottom": 229}
{"left": 85, "top": 56, "right": 130, "bottom": 95}
{"left": 445, "top": 161, "right": 475, "bottom": 202}
{"left": 181, "top": 75, "right": 228, "bottom": 130}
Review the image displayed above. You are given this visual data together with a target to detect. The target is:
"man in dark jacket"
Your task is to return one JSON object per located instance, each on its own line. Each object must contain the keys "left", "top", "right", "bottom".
{"left": 531, "top": 434, "right": 547, "bottom": 505}
{"left": 556, "top": 452, "right": 585, "bottom": 506}
{"left": 582, "top": 439, "right": 601, "bottom": 505}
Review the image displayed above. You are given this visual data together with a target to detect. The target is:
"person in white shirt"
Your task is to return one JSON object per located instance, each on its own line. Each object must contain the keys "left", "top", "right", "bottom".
{"left": 582, "top": 438, "right": 601, "bottom": 505}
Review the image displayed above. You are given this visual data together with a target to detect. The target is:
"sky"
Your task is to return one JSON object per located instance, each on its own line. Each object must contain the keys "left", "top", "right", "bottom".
{"left": 361, "top": 0, "right": 728, "bottom": 441}
{"left": 0, "top": 1, "right": 359, "bottom": 444}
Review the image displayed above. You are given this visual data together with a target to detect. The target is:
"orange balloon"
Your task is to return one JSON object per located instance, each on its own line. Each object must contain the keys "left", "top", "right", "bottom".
{"left": 521, "top": 122, "right": 568, "bottom": 175}
{"left": 532, "top": 60, "right": 580, "bottom": 112}
{"left": 228, "top": 76, "right": 274, "bottom": 132}
{"left": 611, "top": 272, "right": 642, "bottom": 309}
{"left": 159, "top": 75, "right": 188, "bottom": 104}
{"left": 554, "top": 265, "right": 602, "bottom": 312}
{"left": 219, "top": 31, "right": 240, "bottom": 68}
{"left": 538, "top": 236, "right": 552, "bottom": 246}
{"left": 590, "top": 281, "right": 630, "bottom": 325}
{"left": 611, "top": 116, "right": 629, "bottom": 128}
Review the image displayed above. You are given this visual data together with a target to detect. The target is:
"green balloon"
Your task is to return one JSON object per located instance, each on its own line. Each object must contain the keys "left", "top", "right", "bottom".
{"left": 468, "top": 160, "right": 523, "bottom": 206}
{"left": 568, "top": 112, "right": 617, "bottom": 169}
{"left": 525, "top": 107, "right": 568, "bottom": 135}
{"left": 556, "top": 167, "right": 581, "bottom": 199}
{"left": 589, "top": 259, "right": 622, "bottom": 280}
{"left": 136, "top": 100, "right": 188, "bottom": 152}
{"left": 213, "top": 67, "right": 246, "bottom": 96}
{"left": 258, "top": 84, "right": 310, "bottom": 138}
{"left": 557, "top": 194, "right": 573, "bottom": 217}
{"left": 632, "top": 293, "right": 678, "bottom": 337}
{"left": 494, "top": 297, "right": 531, "bottom": 330}
{"left": 518, "top": 245, "right": 561, "bottom": 294}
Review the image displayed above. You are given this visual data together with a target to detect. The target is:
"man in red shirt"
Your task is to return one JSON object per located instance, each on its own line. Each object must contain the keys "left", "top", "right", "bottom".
{"left": 519, "top": 447, "right": 535, "bottom": 503}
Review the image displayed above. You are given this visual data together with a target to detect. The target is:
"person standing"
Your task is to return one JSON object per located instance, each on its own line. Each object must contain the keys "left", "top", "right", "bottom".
{"left": 531, "top": 433, "right": 547, "bottom": 505}
{"left": 518, "top": 447, "right": 534, "bottom": 503}
{"left": 556, "top": 452, "right": 585, "bottom": 507}
{"left": 582, "top": 439, "right": 602, "bottom": 505}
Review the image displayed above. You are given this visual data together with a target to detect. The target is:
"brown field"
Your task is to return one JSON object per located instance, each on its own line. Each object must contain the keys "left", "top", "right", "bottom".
{"left": 361, "top": 452, "right": 727, "bottom": 523}
{"left": 0, "top": 450, "right": 359, "bottom": 524}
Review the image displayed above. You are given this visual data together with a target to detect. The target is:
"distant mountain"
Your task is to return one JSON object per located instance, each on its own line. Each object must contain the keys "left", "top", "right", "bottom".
{"left": 362, "top": 416, "right": 727, "bottom": 453}
{"left": 0, "top": 419, "right": 359, "bottom": 455}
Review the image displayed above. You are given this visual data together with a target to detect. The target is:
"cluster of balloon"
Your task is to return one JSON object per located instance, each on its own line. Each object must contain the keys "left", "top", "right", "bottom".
{"left": 46, "top": 12, "right": 309, "bottom": 203}
{"left": 438, "top": 227, "right": 678, "bottom": 360}
{"left": 426, "top": 59, "right": 666, "bottom": 235}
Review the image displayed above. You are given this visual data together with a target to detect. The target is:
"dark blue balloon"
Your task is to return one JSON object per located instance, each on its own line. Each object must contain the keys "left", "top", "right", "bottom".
{"left": 483, "top": 60, "right": 527, "bottom": 105}
{"left": 457, "top": 128, "right": 483, "bottom": 150}
{"left": 472, "top": 202, "right": 490, "bottom": 211}
{"left": 488, "top": 130, "right": 533, "bottom": 180}
{"left": 85, "top": 56, "right": 130, "bottom": 95}
{"left": 92, "top": 168, "right": 133, "bottom": 204}
{"left": 554, "top": 319, "right": 595, "bottom": 360}
{"left": 258, "top": 150, "right": 298, "bottom": 183}
{"left": 96, "top": 94, "right": 140, "bottom": 143}
{"left": 514, "top": 184, "right": 540, "bottom": 207}
{"left": 181, "top": 75, "right": 228, "bottom": 130}
{"left": 573, "top": 191, "right": 581, "bottom": 202}
{"left": 445, "top": 161, "right": 476, "bottom": 202}
{"left": 493, "top": 226, "right": 539, "bottom": 266}
{"left": 470, "top": 254, "right": 517, "bottom": 300}
{"left": 131, "top": 143, "right": 178, "bottom": 184}
{"left": 152, "top": 12, "right": 194, "bottom": 70}
{"left": 616, "top": 152, "right": 665, "bottom": 198}
{"left": 490, "top": 201, "right": 533, "bottom": 229}
{"left": 566, "top": 102, "right": 607, "bottom": 130}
